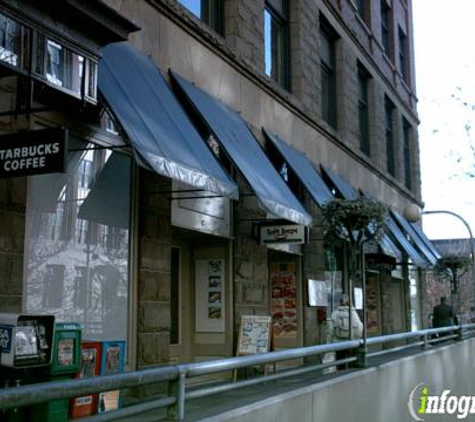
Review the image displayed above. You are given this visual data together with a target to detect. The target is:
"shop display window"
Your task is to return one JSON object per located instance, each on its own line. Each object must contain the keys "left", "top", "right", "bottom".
{"left": 24, "top": 138, "right": 132, "bottom": 341}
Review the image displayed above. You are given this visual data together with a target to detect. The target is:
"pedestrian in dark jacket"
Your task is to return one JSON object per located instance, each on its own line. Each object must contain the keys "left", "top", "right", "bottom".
{"left": 432, "top": 297, "right": 455, "bottom": 328}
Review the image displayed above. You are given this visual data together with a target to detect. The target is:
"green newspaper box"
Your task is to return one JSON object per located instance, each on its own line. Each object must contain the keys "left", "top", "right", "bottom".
{"left": 31, "top": 322, "right": 81, "bottom": 422}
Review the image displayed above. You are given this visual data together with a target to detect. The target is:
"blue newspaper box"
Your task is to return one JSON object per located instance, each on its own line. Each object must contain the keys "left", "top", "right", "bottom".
{"left": 98, "top": 340, "right": 125, "bottom": 413}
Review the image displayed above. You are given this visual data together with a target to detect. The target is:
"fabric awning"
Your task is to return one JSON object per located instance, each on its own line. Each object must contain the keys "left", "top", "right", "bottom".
{"left": 263, "top": 130, "right": 334, "bottom": 207}
{"left": 320, "top": 171, "right": 401, "bottom": 260}
{"left": 410, "top": 222, "right": 442, "bottom": 261}
{"left": 321, "top": 166, "right": 359, "bottom": 200}
{"left": 98, "top": 42, "right": 238, "bottom": 199}
{"left": 171, "top": 71, "right": 312, "bottom": 226}
{"left": 78, "top": 152, "right": 131, "bottom": 228}
{"left": 390, "top": 209, "right": 439, "bottom": 266}
{"left": 386, "top": 216, "right": 428, "bottom": 268}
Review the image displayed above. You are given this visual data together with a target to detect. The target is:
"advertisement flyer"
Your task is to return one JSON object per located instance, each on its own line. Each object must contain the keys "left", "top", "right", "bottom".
{"left": 270, "top": 263, "right": 297, "bottom": 339}
{"left": 237, "top": 315, "right": 272, "bottom": 355}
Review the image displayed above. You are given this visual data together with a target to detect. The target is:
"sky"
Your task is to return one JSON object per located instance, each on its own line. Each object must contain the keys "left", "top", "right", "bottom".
{"left": 412, "top": 0, "right": 475, "bottom": 240}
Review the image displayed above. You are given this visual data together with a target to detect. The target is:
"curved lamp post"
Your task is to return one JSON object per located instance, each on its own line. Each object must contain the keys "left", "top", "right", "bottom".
{"left": 403, "top": 204, "right": 475, "bottom": 323}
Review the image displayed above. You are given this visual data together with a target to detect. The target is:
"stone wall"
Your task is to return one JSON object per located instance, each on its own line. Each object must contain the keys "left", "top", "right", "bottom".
{"left": 137, "top": 170, "right": 172, "bottom": 368}
{"left": 225, "top": 0, "right": 265, "bottom": 71}
{"left": 233, "top": 175, "right": 269, "bottom": 334}
{"left": 0, "top": 178, "right": 26, "bottom": 313}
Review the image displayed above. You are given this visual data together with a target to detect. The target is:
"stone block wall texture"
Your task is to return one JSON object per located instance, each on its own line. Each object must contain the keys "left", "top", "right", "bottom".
{"left": 233, "top": 174, "right": 269, "bottom": 334}
{"left": 225, "top": 0, "right": 265, "bottom": 72}
{"left": 0, "top": 178, "right": 26, "bottom": 313}
{"left": 137, "top": 169, "right": 172, "bottom": 369}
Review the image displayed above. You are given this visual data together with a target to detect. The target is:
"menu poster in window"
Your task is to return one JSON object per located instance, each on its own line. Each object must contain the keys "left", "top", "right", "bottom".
{"left": 270, "top": 262, "right": 297, "bottom": 339}
{"left": 308, "top": 279, "right": 328, "bottom": 307}
{"left": 195, "top": 259, "right": 225, "bottom": 332}
{"left": 354, "top": 287, "right": 363, "bottom": 310}
{"left": 237, "top": 315, "right": 272, "bottom": 355}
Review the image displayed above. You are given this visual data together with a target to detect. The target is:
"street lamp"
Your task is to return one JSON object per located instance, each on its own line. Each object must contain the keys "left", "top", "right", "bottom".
{"left": 403, "top": 204, "right": 475, "bottom": 324}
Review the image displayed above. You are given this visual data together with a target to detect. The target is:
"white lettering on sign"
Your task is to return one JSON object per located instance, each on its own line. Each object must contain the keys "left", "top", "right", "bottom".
{"left": 0, "top": 325, "right": 13, "bottom": 353}
{"left": 0, "top": 142, "right": 60, "bottom": 173}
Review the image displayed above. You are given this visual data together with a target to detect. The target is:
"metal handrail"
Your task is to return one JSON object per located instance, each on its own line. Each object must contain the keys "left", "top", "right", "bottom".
{"left": 1, "top": 324, "right": 474, "bottom": 421}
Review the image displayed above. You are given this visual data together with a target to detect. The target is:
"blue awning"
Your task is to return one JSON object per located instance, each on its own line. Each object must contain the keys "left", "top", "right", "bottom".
{"left": 171, "top": 72, "right": 312, "bottom": 226}
{"left": 98, "top": 42, "right": 238, "bottom": 200}
{"left": 410, "top": 222, "right": 442, "bottom": 261}
{"left": 263, "top": 130, "right": 334, "bottom": 207}
{"left": 390, "top": 209, "right": 439, "bottom": 266}
{"left": 321, "top": 166, "right": 359, "bottom": 200}
{"left": 78, "top": 152, "right": 131, "bottom": 229}
{"left": 386, "top": 216, "right": 428, "bottom": 268}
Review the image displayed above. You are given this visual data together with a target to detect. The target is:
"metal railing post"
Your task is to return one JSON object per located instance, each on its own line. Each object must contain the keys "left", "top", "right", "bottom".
{"left": 457, "top": 325, "right": 464, "bottom": 341}
{"left": 353, "top": 342, "right": 367, "bottom": 368}
{"left": 167, "top": 366, "right": 187, "bottom": 421}
{"left": 423, "top": 333, "right": 429, "bottom": 348}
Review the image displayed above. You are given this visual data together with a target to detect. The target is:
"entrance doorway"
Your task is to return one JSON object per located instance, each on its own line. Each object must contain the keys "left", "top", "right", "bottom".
{"left": 169, "top": 227, "right": 232, "bottom": 365}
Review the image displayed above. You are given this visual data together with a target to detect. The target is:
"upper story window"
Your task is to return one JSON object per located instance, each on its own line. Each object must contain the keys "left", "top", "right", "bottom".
{"left": 45, "top": 40, "right": 85, "bottom": 95}
{"left": 264, "top": 0, "right": 290, "bottom": 91}
{"left": 0, "top": 12, "right": 30, "bottom": 69}
{"left": 357, "top": 64, "right": 371, "bottom": 156}
{"left": 0, "top": 10, "right": 98, "bottom": 103}
{"left": 178, "top": 0, "right": 224, "bottom": 35}
{"left": 356, "top": 0, "right": 370, "bottom": 26}
{"left": 398, "top": 26, "right": 408, "bottom": 82}
{"left": 403, "top": 118, "right": 412, "bottom": 190}
{"left": 384, "top": 96, "right": 395, "bottom": 176}
{"left": 381, "top": 0, "right": 392, "bottom": 58}
{"left": 320, "top": 19, "right": 338, "bottom": 129}
{"left": 37, "top": 35, "right": 97, "bottom": 102}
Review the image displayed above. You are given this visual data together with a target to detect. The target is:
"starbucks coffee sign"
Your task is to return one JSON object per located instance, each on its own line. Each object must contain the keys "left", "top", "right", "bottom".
{"left": 0, "top": 128, "right": 67, "bottom": 178}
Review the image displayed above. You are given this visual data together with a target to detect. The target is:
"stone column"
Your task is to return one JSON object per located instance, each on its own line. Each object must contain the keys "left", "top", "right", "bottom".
{"left": 137, "top": 170, "right": 172, "bottom": 369}
{"left": 0, "top": 178, "right": 26, "bottom": 313}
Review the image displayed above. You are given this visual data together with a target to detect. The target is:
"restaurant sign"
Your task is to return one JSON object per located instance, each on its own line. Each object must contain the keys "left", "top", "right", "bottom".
{"left": 0, "top": 128, "right": 68, "bottom": 178}
{"left": 259, "top": 224, "right": 307, "bottom": 245}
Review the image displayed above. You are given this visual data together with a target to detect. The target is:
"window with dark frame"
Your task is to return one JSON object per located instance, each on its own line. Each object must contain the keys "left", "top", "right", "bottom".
{"left": 356, "top": 0, "right": 369, "bottom": 24}
{"left": 381, "top": 0, "right": 392, "bottom": 57}
{"left": 0, "top": 10, "right": 98, "bottom": 103}
{"left": 178, "top": 0, "right": 224, "bottom": 36}
{"left": 403, "top": 118, "right": 412, "bottom": 190}
{"left": 0, "top": 13, "right": 20, "bottom": 64}
{"left": 264, "top": 0, "right": 291, "bottom": 91}
{"left": 398, "top": 26, "right": 408, "bottom": 82}
{"left": 385, "top": 96, "right": 395, "bottom": 176}
{"left": 320, "top": 19, "right": 338, "bottom": 129}
{"left": 358, "top": 65, "right": 370, "bottom": 156}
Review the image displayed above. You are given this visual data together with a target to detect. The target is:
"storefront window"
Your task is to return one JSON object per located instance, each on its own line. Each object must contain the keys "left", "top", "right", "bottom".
{"left": 24, "top": 139, "right": 132, "bottom": 341}
{"left": 325, "top": 249, "right": 343, "bottom": 314}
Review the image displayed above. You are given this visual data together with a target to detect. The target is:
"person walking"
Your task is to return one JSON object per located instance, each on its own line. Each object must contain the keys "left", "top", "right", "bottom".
{"left": 432, "top": 296, "right": 456, "bottom": 329}
{"left": 329, "top": 294, "right": 363, "bottom": 369}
